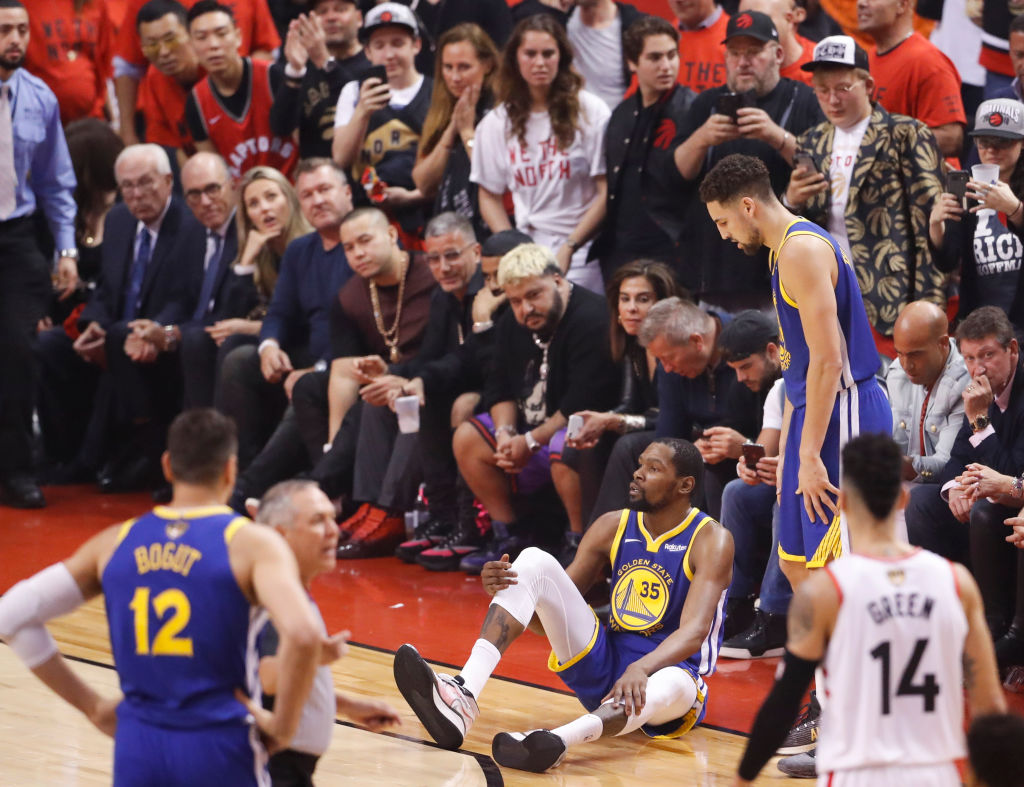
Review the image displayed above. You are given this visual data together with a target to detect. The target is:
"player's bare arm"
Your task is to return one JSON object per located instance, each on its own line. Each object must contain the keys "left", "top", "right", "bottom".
{"left": 231, "top": 524, "right": 322, "bottom": 748}
{"left": 954, "top": 564, "right": 1007, "bottom": 717}
{"left": 733, "top": 572, "right": 838, "bottom": 785}
{"left": 0, "top": 524, "right": 125, "bottom": 737}
{"left": 779, "top": 235, "right": 844, "bottom": 525}
{"left": 479, "top": 511, "right": 619, "bottom": 643}
{"left": 605, "top": 521, "right": 734, "bottom": 716}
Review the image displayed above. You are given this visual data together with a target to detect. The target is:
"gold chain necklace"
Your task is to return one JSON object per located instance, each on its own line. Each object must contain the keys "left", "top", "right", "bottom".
{"left": 369, "top": 254, "right": 409, "bottom": 362}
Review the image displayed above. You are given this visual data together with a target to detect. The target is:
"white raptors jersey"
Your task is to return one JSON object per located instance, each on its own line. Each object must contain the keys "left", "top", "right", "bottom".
{"left": 817, "top": 550, "right": 968, "bottom": 774}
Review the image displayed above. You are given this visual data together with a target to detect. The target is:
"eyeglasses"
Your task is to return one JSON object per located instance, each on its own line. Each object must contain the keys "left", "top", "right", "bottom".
{"left": 184, "top": 181, "right": 227, "bottom": 204}
{"left": 425, "top": 244, "right": 475, "bottom": 266}
{"left": 141, "top": 33, "right": 188, "bottom": 58}
{"left": 725, "top": 44, "right": 770, "bottom": 60}
{"left": 812, "top": 83, "right": 860, "bottom": 99}
{"left": 119, "top": 174, "right": 161, "bottom": 194}
{"left": 976, "top": 136, "right": 1019, "bottom": 150}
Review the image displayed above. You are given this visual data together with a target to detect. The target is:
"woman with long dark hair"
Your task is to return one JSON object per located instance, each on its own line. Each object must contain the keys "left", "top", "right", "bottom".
{"left": 413, "top": 24, "right": 498, "bottom": 239}
{"left": 471, "top": 14, "right": 610, "bottom": 292}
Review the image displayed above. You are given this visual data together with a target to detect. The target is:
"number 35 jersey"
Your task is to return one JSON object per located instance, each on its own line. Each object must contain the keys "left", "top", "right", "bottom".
{"left": 608, "top": 507, "right": 726, "bottom": 676}
{"left": 819, "top": 550, "right": 968, "bottom": 773}
{"left": 102, "top": 506, "right": 266, "bottom": 728}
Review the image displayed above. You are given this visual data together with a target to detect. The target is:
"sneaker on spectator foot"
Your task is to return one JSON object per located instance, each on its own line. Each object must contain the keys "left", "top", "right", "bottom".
{"left": 395, "top": 516, "right": 451, "bottom": 563}
{"left": 720, "top": 609, "right": 786, "bottom": 659}
{"left": 393, "top": 644, "right": 478, "bottom": 750}
{"left": 492, "top": 730, "right": 567, "bottom": 772}
{"left": 459, "top": 522, "right": 528, "bottom": 575}
{"left": 336, "top": 505, "right": 405, "bottom": 559}
{"left": 417, "top": 496, "right": 491, "bottom": 571}
{"left": 777, "top": 748, "right": 816, "bottom": 779}
{"left": 777, "top": 692, "right": 820, "bottom": 755}
{"left": 337, "top": 502, "right": 371, "bottom": 544}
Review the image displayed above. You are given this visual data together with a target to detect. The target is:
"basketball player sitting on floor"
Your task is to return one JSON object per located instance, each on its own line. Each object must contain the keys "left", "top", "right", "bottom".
{"left": 734, "top": 434, "right": 1006, "bottom": 787}
{"left": 393, "top": 438, "right": 733, "bottom": 773}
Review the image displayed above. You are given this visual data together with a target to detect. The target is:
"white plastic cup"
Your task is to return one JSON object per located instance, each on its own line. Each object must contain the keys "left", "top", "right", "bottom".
{"left": 971, "top": 163, "right": 1001, "bottom": 216}
{"left": 395, "top": 395, "right": 420, "bottom": 433}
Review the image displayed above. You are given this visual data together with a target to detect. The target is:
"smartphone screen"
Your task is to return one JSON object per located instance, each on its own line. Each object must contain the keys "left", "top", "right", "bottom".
{"left": 741, "top": 443, "right": 766, "bottom": 469}
{"left": 946, "top": 170, "right": 969, "bottom": 201}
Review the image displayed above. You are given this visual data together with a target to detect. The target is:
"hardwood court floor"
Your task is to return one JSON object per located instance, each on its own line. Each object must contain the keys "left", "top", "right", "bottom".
{"left": 2, "top": 485, "right": 1020, "bottom": 785}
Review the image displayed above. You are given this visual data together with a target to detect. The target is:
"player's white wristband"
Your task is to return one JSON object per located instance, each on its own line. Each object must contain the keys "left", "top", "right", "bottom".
{"left": 0, "top": 563, "right": 84, "bottom": 668}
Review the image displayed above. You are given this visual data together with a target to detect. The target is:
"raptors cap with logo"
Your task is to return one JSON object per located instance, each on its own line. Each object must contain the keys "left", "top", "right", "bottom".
{"left": 721, "top": 11, "right": 779, "bottom": 45}
{"left": 970, "top": 98, "right": 1024, "bottom": 140}
{"left": 359, "top": 1, "right": 420, "bottom": 43}
{"left": 801, "top": 34, "right": 870, "bottom": 72}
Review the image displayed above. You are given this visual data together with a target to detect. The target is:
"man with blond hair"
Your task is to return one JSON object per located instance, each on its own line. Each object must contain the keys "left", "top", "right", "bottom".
{"left": 451, "top": 244, "right": 619, "bottom": 573}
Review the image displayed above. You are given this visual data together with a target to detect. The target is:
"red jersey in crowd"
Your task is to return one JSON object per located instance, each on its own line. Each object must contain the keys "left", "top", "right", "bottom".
{"left": 869, "top": 33, "right": 967, "bottom": 131}
{"left": 138, "top": 65, "right": 202, "bottom": 155}
{"left": 192, "top": 59, "right": 298, "bottom": 178}
{"left": 677, "top": 9, "right": 729, "bottom": 94}
{"left": 24, "top": 0, "right": 114, "bottom": 123}
{"left": 779, "top": 34, "right": 816, "bottom": 85}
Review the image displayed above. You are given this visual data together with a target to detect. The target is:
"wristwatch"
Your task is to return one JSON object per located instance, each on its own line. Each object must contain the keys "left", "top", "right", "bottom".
{"left": 971, "top": 414, "right": 990, "bottom": 433}
{"left": 524, "top": 431, "right": 543, "bottom": 453}
{"left": 59, "top": 248, "right": 79, "bottom": 261}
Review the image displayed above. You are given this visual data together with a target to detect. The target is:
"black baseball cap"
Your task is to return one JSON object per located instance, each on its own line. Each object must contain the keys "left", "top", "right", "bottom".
{"left": 722, "top": 11, "right": 779, "bottom": 45}
{"left": 719, "top": 310, "right": 780, "bottom": 360}
{"left": 801, "top": 35, "right": 870, "bottom": 73}
{"left": 481, "top": 229, "right": 533, "bottom": 258}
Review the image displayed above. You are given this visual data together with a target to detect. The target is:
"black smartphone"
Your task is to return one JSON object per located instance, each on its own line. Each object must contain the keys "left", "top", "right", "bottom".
{"left": 716, "top": 92, "right": 742, "bottom": 122}
{"left": 741, "top": 442, "right": 766, "bottom": 469}
{"left": 946, "top": 170, "right": 969, "bottom": 201}
{"left": 793, "top": 152, "right": 816, "bottom": 172}
{"left": 361, "top": 65, "right": 388, "bottom": 86}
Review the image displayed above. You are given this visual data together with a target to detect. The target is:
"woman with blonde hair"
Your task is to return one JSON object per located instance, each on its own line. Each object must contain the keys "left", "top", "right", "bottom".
{"left": 471, "top": 14, "right": 610, "bottom": 293}
{"left": 412, "top": 23, "right": 498, "bottom": 238}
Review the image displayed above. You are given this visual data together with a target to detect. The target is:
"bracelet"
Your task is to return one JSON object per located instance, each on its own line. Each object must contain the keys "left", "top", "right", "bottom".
{"left": 524, "top": 431, "right": 543, "bottom": 453}
{"left": 163, "top": 325, "right": 178, "bottom": 352}
{"left": 1012, "top": 200, "right": 1024, "bottom": 221}
{"left": 615, "top": 413, "right": 647, "bottom": 434}
{"left": 472, "top": 320, "right": 493, "bottom": 334}
{"left": 495, "top": 424, "right": 516, "bottom": 438}
{"left": 1014, "top": 475, "right": 1024, "bottom": 499}
{"left": 776, "top": 131, "right": 790, "bottom": 151}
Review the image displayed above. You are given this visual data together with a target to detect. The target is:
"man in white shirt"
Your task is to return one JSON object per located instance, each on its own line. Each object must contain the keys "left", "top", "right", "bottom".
{"left": 566, "top": 0, "right": 642, "bottom": 109}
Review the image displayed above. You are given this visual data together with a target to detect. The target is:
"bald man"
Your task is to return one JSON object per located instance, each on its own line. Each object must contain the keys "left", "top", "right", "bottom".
{"left": 886, "top": 301, "right": 970, "bottom": 482}
{"left": 737, "top": 0, "right": 815, "bottom": 84}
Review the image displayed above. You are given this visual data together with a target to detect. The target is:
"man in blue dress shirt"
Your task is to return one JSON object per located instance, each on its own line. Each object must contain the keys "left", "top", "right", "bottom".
{"left": 0, "top": 0, "right": 78, "bottom": 509}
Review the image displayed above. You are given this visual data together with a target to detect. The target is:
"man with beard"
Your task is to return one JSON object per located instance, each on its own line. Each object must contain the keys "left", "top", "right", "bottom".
{"left": 699, "top": 153, "right": 891, "bottom": 588}
{"left": 0, "top": 0, "right": 78, "bottom": 508}
{"left": 393, "top": 438, "right": 733, "bottom": 773}
{"left": 271, "top": 0, "right": 369, "bottom": 160}
{"left": 450, "top": 243, "right": 619, "bottom": 573}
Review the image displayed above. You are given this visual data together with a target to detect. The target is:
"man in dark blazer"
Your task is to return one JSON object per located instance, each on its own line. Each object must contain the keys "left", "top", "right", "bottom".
{"left": 35, "top": 144, "right": 202, "bottom": 488}
{"left": 907, "top": 307, "right": 1024, "bottom": 637}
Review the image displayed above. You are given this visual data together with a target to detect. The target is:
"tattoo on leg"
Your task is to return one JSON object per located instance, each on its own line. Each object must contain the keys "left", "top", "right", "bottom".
{"left": 787, "top": 590, "right": 815, "bottom": 641}
{"left": 481, "top": 604, "right": 516, "bottom": 651}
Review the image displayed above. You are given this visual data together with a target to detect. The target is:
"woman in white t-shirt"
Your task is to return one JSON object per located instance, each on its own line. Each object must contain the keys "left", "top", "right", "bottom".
{"left": 471, "top": 14, "right": 610, "bottom": 292}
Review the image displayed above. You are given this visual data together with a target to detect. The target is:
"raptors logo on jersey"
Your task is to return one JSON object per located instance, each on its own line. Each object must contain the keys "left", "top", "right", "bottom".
{"left": 193, "top": 58, "right": 298, "bottom": 179}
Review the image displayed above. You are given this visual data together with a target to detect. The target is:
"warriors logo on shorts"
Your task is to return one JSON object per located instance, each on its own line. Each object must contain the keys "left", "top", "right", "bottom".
{"left": 612, "top": 565, "right": 670, "bottom": 632}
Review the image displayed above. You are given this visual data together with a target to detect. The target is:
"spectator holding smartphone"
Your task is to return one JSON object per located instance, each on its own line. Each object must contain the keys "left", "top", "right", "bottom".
{"left": 930, "top": 98, "right": 1024, "bottom": 325}
{"left": 784, "top": 35, "right": 944, "bottom": 355}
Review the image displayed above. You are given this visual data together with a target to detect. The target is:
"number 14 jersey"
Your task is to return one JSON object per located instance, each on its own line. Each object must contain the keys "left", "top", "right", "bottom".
{"left": 819, "top": 549, "right": 967, "bottom": 773}
{"left": 102, "top": 506, "right": 266, "bottom": 728}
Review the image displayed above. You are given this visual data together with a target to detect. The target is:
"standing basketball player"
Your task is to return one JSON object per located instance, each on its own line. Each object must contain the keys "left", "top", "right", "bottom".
{"left": 734, "top": 434, "right": 1006, "bottom": 786}
{"left": 394, "top": 438, "right": 733, "bottom": 773}
{"left": 0, "top": 409, "right": 322, "bottom": 786}
{"left": 700, "top": 153, "right": 892, "bottom": 585}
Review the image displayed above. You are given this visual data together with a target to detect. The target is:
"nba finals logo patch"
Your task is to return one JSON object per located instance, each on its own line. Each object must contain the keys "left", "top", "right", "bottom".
{"left": 887, "top": 568, "right": 906, "bottom": 586}
{"left": 612, "top": 564, "right": 669, "bottom": 632}
{"left": 165, "top": 521, "right": 189, "bottom": 540}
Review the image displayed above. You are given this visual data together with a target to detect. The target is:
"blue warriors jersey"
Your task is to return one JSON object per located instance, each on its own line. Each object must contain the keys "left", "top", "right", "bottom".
{"left": 770, "top": 219, "right": 880, "bottom": 409}
{"left": 102, "top": 506, "right": 265, "bottom": 729}
{"left": 608, "top": 507, "right": 726, "bottom": 676}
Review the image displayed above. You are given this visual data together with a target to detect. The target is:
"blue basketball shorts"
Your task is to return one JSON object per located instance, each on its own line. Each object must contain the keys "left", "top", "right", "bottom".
{"left": 778, "top": 379, "right": 892, "bottom": 568}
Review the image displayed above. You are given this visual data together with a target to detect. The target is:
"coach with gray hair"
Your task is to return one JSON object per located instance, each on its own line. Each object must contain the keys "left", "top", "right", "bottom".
{"left": 588, "top": 297, "right": 762, "bottom": 520}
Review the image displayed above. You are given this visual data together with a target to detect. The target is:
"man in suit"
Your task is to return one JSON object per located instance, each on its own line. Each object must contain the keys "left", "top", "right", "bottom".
{"left": 35, "top": 143, "right": 202, "bottom": 489}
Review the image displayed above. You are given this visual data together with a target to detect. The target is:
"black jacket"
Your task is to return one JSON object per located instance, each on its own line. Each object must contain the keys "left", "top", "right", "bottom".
{"left": 936, "top": 364, "right": 1024, "bottom": 486}
{"left": 484, "top": 284, "right": 619, "bottom": 421}
{"left": 79, "top": 198, "right": 202, "bottom": 330}
{"left": 592, "top": 84, "right": 696, "bottom": 268}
